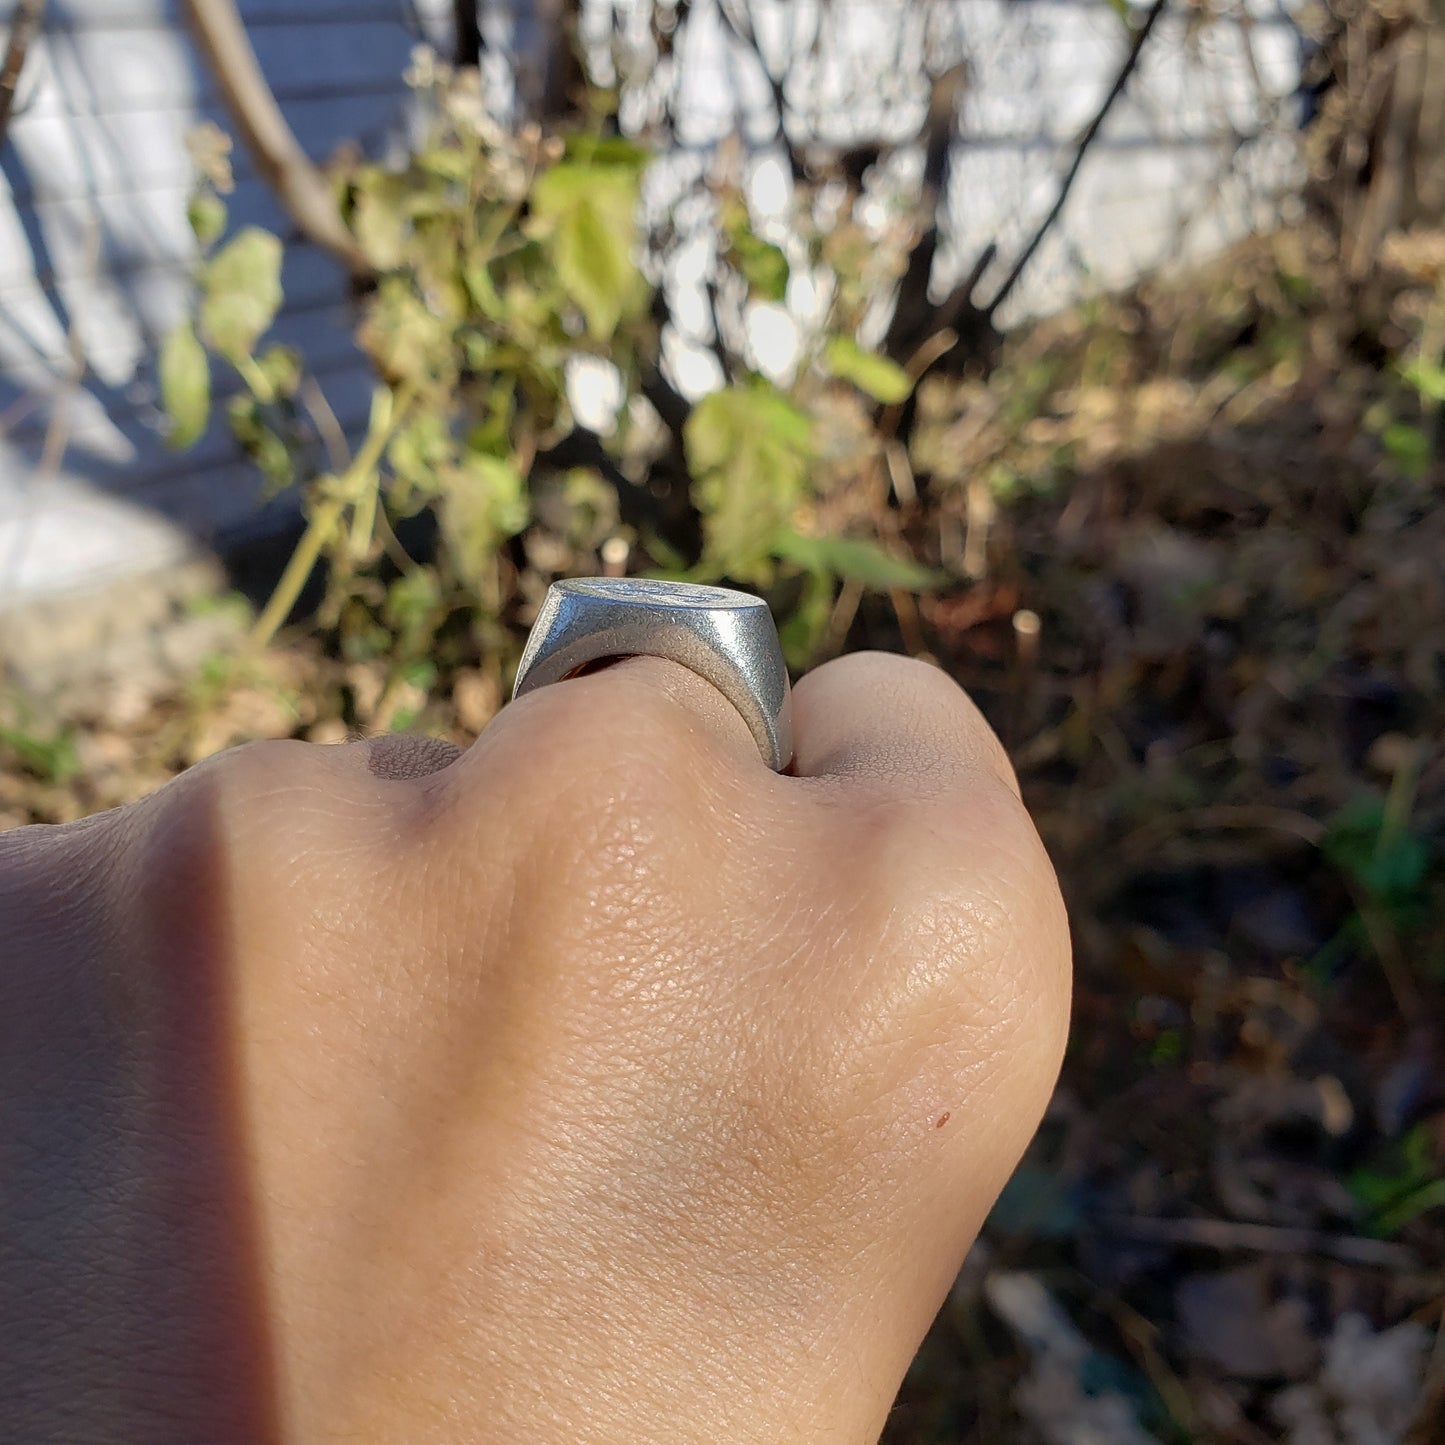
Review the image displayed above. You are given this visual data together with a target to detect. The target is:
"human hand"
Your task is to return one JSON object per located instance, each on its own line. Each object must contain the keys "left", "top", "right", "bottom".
{"left": 0, "top": 652, "right": 1069, "bottom": 1444}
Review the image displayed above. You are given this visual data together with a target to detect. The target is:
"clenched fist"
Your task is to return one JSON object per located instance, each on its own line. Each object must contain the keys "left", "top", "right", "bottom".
{"left": 1, "top": 652, "right": 1069, "bottom": 1443}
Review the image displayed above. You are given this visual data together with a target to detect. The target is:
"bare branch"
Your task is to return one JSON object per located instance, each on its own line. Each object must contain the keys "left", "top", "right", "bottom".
{"left": 704, "top": 276, "right": 736, "bottom": 382}
{"left": 1405, "top": 1324, "right": 1445, "bottom": 1445}
{"left": 985, "top": 0, "right": 1169, "bottom": 318}
{"left": 932, "top": 241, "right": 998, "bottom": 337}
{"left": 453, "top": 0, "right": 483, "bottom": 69}
{"left": 515, "top": 0, "right": 584, "bottom": 123}
{"left": 881, "top": 65, "right": 971, "bottom": 365}
{"left": 717, "top": 0, "right": 803, "bottom": 178}
{"left": 182, "top": 0, "right": 372, "bottom": 279}
{"left": 717, "top": 0, "right": 784, "bottom": 123}
{"left": 1096, "top": 1212, "right": 1417, "bottom": 1270}
{"left": 0, "top": 0, "right": 46, "bottom": 145}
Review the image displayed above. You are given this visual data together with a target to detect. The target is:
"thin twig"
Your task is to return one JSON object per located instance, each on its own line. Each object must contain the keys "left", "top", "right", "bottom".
{"left": 704, "top": 276, "right": 733, "bottom": 381}
{"left": 249, "top": 384, "right": 414, "bottom": 650}
{"left": 0, "top": 392, "right": 43, "bottom": 439}
{"left": 453, "top": 0, "right": 483, "bottom": 69}
{"left": 1404, "top": 1309, "right": 1445, "bottom": 1445}
{"left": 36, "top": 300, "right": 85, "bottom": 481}
{"left": 299, "top": 375, "right": 351, "bottom": 473}
{"left": 1074, "top": 1277, "right": 1212, "bottom": 1443}
{"left": 986, "top": 0, "right": 1169, "bottom": 317}
{"left": 1127, "top": 803, "right": 1327, "bottom": 850}
{"left": 824, "top": 578, "right": 863, "bottom": 658}
{"left": 0, "top": 0, "right": 46, "bottom": 144}
{"left": 716, "top": 0, "right": 801, "bottom": 175}
{"left": 1094, "top": 1212, "right": 1420, "bottom": 1270}
{"left": 889, "top": 586, "right": 926, "bottom": 657}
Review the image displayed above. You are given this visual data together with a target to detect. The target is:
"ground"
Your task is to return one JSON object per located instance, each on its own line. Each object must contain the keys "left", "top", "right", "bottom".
{"left": 3, "top": 226, "right": 1443, "bottom": 1443}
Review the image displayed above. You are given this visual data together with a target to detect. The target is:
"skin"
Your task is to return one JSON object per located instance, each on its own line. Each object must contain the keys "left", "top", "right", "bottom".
{"left": 0, "top": 651, "right": 1070, "bottom": 1444}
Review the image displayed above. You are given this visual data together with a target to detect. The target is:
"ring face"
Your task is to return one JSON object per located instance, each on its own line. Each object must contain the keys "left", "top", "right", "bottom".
{"left": 511, "top": 578, "right": 793, "bottom": 770}
{"left": 564, "top": 578, "right": 745, "bottom": 609}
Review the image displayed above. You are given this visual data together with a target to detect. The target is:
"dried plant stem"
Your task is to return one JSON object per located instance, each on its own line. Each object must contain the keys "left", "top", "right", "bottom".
{"left": 250, "top": 385, "right": 414, "bottom": 649}
{"left": 0, "top": 0, "right": 45, "bottom": 143}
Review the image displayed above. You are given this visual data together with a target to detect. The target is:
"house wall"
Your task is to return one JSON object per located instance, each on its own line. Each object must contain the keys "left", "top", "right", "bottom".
{"left": 0, "top": 0, "right": 449, "bottom": 604}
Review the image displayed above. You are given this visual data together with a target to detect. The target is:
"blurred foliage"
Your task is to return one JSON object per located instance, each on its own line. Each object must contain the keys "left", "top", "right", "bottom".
{"left": 0, "top": 715, "right": 79, "bottom": 787}
{"left": 18, "top": 202, "right": 1445, "bottom": 1442}
{"left": 1350, "top": 1123, "right": 1445, "bottom": 1238}
{"left": 43, "top": 22, "right": 1445, "bottom": 1432}
{"left": 164, "top": 59, "right": 935, "bottom": 682}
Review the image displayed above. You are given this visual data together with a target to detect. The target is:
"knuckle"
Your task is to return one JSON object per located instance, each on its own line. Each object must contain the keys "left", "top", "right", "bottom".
{"left": 847, "top": 777, "right": 1070, "bottom": 1039}
{"left": 189, "top": 737, "right": 318, "bottom": 813}
{"left": 423, "top": 675, "right": 707, "bottom": 931}
{"left": 169, "top": 737, "right": 395, "bottom": 865}
{"left": 469, "top": 671, "right": 708, "bottom": 822}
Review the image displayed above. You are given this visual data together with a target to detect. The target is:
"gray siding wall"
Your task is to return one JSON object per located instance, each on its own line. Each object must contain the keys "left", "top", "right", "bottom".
{"left": 0, "top": 0, "right": 448, "bottom": 602}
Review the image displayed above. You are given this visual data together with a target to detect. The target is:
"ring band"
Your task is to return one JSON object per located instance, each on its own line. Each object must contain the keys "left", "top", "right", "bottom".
{"left": 511, "top": 578, "right": 793, "bottom": 771}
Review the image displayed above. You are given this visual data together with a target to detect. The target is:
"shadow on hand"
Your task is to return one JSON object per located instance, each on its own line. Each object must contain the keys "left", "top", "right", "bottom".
{"left": 0, "top": 782, "right": 282, "bottom": 1443}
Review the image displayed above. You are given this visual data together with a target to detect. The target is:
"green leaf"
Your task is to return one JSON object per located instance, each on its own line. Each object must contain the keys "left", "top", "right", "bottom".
{"left": 1323, "top": 795, "right": 1431, "bottom": 908}
{"left": 200, "top": 227, "right": 284, "bottom": 364}
{"left": 529, "top": 160, "right": 646, "bottom": 340}
{"left": 383, "top": 570, "right": 444, "bottom": 654}
{"left": 553, "top": 199, "right": 633, "bottom": 340}
{"left": 352, "top": 170, "right": 411, "bottom": 270}
{"left": 1402, "top": 356, "right": 1445, "bottom": 404}
{"left": 411, "top": 217, "right": 470, "bottom": 324}
{"left": 1382, "top": 421, "right": 1431, "bottom": 477}
{"left": 462, "top": 253, "right": 503, "bottom": 318}
{"left": 439, "top": 451, "right": 530, "bottom": 581}
{"left": 1373, "top": 1178, "right": 1445, "bottom": 1236}
{"left": 416, "top": 144, "right": 473, "bottom": 182}
{"left": 776, "top": 568, "right": 834, "bottom": 668}
{"left": 773, "top": 531, "right": 937, "bottom": 590}
{"left": 685, "top": 380, "right": 813, "bottom": 583}
{"left": 734, "top": 233, "right": 789, "bottom": 302}
{"left": 464, "top": 377, "right": 517, "bottom": 458}
{"left": 361, "top": 276, "right": 454, "bottom": 385}
{"left": 226, "top": 393, "right": 294, "bottom": 492}
{"left": 561, "top": 136, "right": 649, "bottom": 173}
{"left": 530, "top": 162, "right": 637, "bottom": 231}
{"left": 388, "top": 412, "right": 453, "bottom": 492}
{"left": 0, "top": 722, "right": 79, "bottom": 785}
{"left": 528, "top": 165, "right": 590, "bottom": 221}
{"left": 186, "top": 191, "right": 228, "bottom": 249}
{"left": 159, "top": 318, "right": 210, "bottom": 449}
{"left": 823, "top": 336, "right": 914, "bottom": 404}
{"left": 255, "top": 344, "right": 301, "bottom": 400}
{"left": 722, "top": 203, "right": 790, "bottom": 301}
{"left": 1348, "top": 1124, "right": 1445, "bottom": 1236}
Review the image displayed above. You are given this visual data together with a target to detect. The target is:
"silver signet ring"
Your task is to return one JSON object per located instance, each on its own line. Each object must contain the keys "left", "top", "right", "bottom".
{"left": 511, "top": 578, "right": 793, "bottom": 771}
